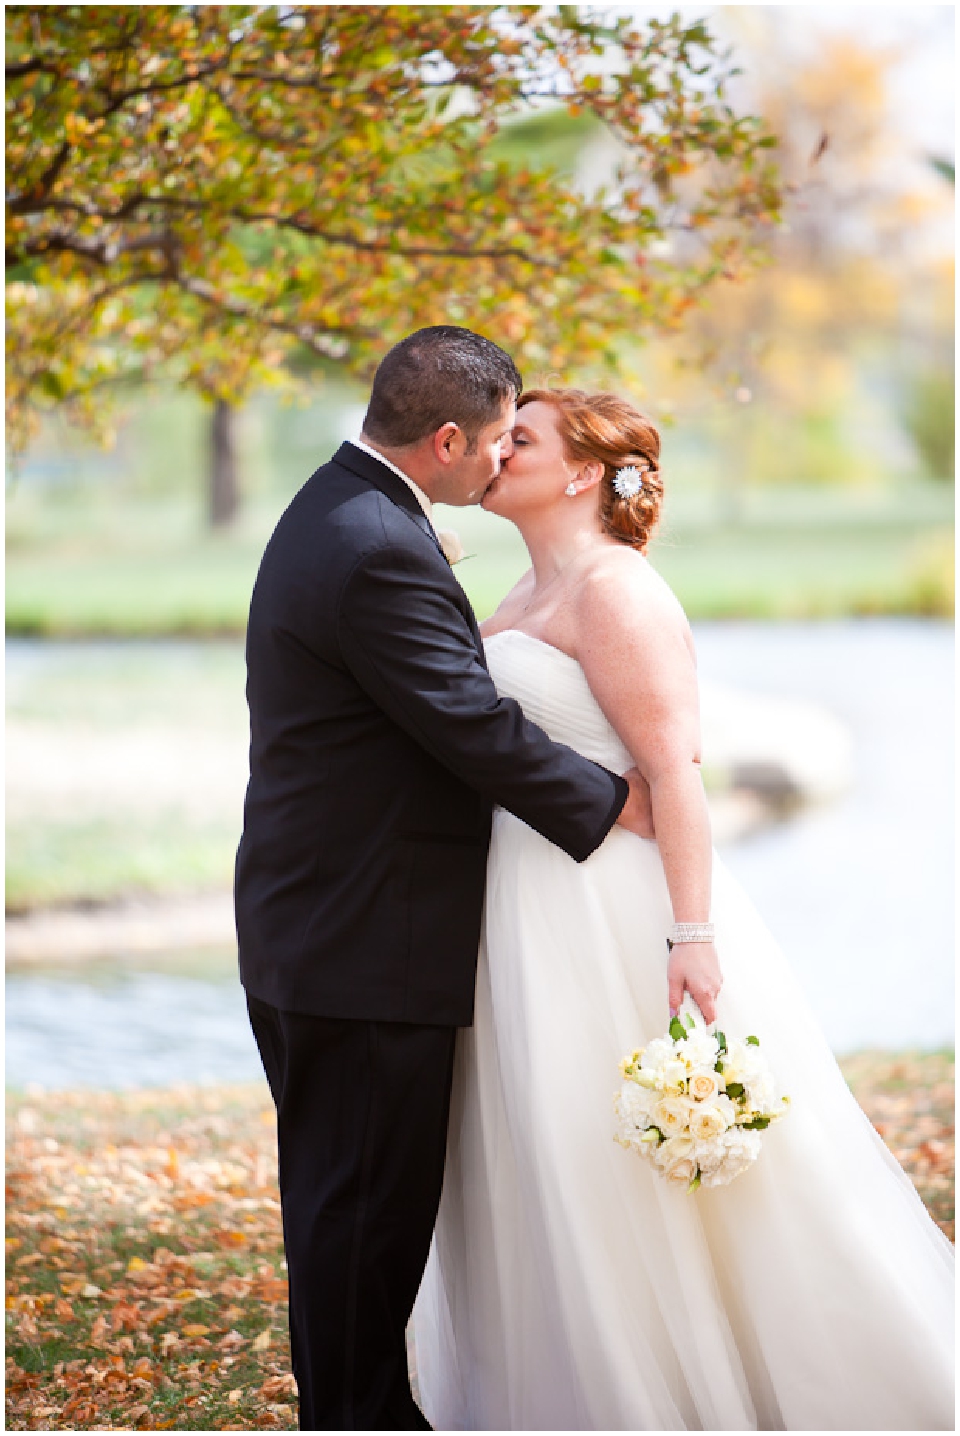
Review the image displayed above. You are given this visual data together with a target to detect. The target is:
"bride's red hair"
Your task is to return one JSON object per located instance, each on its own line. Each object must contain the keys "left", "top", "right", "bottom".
{"left": 518, "top": 388, "right": 663, "bottom": 553}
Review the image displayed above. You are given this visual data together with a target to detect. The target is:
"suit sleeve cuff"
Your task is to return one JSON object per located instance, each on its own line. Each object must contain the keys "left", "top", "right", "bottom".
{"left": 576, "top": 770, "right": 629, "bottom": 862}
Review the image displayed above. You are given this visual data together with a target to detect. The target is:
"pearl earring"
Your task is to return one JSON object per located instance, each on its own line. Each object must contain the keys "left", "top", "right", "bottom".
{"left": 564, "top": 482, "right": 577, "bottom": 497}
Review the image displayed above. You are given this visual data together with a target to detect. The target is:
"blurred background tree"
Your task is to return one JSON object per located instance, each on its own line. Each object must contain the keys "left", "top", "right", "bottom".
{"left": 5, "top": 3, "right": 780, "bottom": 524}
{"left": 637, "top": 9, "right": 955, "bottom": 503}
{"left": 5, "top": 4, "right": 952, "bottom": 635}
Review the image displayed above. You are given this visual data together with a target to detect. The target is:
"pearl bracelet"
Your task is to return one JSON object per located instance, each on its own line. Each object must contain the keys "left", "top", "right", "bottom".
{"left": 669, "top": 922, "right": 715, "bottom": 945}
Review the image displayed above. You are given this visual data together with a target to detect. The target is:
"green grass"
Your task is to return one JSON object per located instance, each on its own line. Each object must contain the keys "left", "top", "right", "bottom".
{"left": 6, "top": 482, "right": 955, "bottom": 635}
{"left": 5, "top": 474, "right": 954, "bottom": 910}
{"left": 6, "top": 380, "right": 955, "bottom": 634}
{"left": 6, "top": 641, "right": 249, "bottom": 912}
{"left": 4, "top": 815, "right": 240, "bottom": 913}
{"left": 648, "top": 520, "right": 954, "bottom": 619}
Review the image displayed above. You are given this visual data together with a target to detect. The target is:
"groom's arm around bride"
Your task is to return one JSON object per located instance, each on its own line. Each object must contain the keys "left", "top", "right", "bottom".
{"left": 235, "top": 326, "right": 651, "bottom": 1430}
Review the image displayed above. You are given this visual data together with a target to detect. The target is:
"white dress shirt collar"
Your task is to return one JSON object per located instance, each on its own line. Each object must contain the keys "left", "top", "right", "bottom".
{"left": 349, "top": 438, "right": 435, "bottom": 532}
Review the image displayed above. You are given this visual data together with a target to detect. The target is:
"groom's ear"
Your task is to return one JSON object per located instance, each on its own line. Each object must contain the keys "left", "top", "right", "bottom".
{"left": 433, "top": 422, "right": 465, "bottom": 465}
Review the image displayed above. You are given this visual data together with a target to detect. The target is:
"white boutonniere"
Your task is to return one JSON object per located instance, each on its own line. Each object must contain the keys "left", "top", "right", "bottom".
{"left": 437, "top": 528, "right": 466, "bottom": 566}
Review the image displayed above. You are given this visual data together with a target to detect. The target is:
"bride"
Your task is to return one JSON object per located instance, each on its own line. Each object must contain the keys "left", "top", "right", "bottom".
{"left": 413, "top": 388, "right": 954, "bottom": 1430}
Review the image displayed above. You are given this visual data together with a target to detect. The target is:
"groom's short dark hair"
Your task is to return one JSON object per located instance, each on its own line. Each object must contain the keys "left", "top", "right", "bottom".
{"left": 362, "top": 326, "right": 522, "bottom": 451}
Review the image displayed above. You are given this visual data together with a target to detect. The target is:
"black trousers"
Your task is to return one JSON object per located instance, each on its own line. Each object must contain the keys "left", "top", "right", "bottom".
{"left": 246, "top": 995, "right": 456, "bottom": 1431}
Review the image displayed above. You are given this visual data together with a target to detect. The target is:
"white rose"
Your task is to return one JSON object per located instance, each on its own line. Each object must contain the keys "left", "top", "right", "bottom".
{"left": 665, "top": 1157, "right": 699, "bottom": 1186}
{"left": 654, "top": 1134, "right": 696, "bottom": 1175}
{"left": 688, "top": 1070, "right": 720, "bottom": 1102}
{"left": 689, "top": 1104, "right": 729, "bottom": 1141}
{"left": 652, "top": 1093, "right": 695, "bottom": 1136}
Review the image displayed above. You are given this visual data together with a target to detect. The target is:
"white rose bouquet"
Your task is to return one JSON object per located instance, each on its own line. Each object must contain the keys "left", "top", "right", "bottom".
{"left": 614, "top": 1003, "right": 789, "bottom": 1191}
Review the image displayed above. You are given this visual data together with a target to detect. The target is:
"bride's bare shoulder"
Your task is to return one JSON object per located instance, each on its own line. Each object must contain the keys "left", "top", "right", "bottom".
{"left": 579, "top": 545, "right": 690, "bottom": 636}
{"left": 479, "top": 567, "right": 535, "bottom": 639}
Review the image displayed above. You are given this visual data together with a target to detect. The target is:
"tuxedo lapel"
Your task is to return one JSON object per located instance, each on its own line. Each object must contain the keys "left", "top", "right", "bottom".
{"left": 332, "top": 442, "right": 444, "bottom": 559}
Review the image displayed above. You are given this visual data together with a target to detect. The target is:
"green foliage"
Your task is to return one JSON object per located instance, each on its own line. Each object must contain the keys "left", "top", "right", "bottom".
{"left": 928, "top": 155, "right": 955, "bottom": 186}
{"left": 488, "top": 105, "right": 604, "bottom": 175}
{"left": 5, "top": 5, "right": 781, "bottom": 451}
{"left": 901, "top": 366, "right": 955, "bottom": 481}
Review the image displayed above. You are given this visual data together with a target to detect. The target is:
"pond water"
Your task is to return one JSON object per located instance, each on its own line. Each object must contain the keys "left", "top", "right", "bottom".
{"left": 5, "top": 620, "right": 954, "bottom": 1090}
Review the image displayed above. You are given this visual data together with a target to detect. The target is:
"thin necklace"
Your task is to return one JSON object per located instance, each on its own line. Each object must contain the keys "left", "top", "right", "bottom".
{"left": 522, "top": 544, "right": 599, "bottom": 612}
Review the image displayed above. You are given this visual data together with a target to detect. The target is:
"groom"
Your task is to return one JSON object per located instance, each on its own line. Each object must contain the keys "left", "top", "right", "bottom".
{"left": 235, "top": 326, "right": 653, "bottom": 1430}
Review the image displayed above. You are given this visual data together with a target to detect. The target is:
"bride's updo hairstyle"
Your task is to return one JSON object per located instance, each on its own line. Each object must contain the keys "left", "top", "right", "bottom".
{"left": 518, "top": 387, "right": 663, "bottom": 552}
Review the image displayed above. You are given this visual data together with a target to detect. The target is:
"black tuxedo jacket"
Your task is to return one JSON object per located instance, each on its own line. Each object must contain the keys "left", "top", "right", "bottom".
{"left": 235, "top": 442, "right": 628, "bottom": 1026}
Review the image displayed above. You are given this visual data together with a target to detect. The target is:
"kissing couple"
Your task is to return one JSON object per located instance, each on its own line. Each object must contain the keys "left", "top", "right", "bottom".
{"left": 235, "top": 327, "right": 953, "bottom": 1431}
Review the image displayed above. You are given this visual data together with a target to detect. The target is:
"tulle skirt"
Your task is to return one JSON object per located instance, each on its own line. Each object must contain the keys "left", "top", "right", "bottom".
{"left": 413, "top": 813, "right": 954, "bottom": 1430}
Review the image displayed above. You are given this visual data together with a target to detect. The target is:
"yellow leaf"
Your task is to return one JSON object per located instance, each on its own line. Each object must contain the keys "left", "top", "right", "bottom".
{"left": 127, "top": 1256, "right": 147, "bottom": 1272}
{"left": 252, "top": 1329, "right": 272, "bottom": 1351}
{"left": 183, "top": 1323, "right": 210, "bottom": 1338}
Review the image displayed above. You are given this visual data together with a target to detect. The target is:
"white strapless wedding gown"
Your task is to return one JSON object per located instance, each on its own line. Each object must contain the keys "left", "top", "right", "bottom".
{"left": 413, "top": 630, "right": 954, "bottom": 1431}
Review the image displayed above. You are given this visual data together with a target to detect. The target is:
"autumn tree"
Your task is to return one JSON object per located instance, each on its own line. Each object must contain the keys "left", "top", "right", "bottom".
{"left": 648, "top": 11, "right": 955, "bottom": 490}
{"left": 6, "top": 4, "right": 780, "bottom": 522}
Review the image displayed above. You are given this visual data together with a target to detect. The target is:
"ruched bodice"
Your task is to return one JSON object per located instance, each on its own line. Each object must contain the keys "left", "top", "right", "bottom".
{"left": 484, "top": 629, "right": 634, "bottom": 775}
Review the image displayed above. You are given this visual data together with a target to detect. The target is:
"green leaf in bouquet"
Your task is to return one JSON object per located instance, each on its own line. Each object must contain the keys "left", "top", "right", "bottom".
{"left": 742, "top": 1116, "right": 771, "bottom": 1130}
{"left": 715, "top": 1030, "right": 727, "bottom": 1053}
{"left": 724, "top": 1081, "right": 745, "bottom": 1099}
{"left": 687, "top": 1171, "right": 702, "bottom": 1194}
{"left": 669, "top": 1016, "right": 686, "bottom": 1042}
{"left": 684, "top": 1013, "right": 695, "bottom": 1030}
{"left": 746, "top": 1035, "right": 760, "bottom": 1046}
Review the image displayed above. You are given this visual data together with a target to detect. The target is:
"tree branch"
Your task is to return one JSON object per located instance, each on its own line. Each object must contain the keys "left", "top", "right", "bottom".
{"left": 8, "top": 227, "right": 181, "bottom": 268}
{"left": 167, "top": 270, "right": 364, "bottom": 354}
{"left": 5, "top": 57, "right": 58, "bottom": 79}
{"left": 6, "top": 195, "right": 546, "bottom": 269}
{"left": 9, "top": 141, "right": 73, "bottom": 215}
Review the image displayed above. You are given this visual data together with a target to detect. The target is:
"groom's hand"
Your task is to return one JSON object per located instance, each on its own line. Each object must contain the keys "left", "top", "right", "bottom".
{"left": 616, "top": 767, "right": 655, "bottom": 840}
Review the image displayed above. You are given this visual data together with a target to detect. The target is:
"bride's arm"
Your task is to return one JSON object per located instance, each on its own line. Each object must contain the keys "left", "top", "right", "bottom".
{"left": 575, "top": 555, "right": 723, "bottom": 1023}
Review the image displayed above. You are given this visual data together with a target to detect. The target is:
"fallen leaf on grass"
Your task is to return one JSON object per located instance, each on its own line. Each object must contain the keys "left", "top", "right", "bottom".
{"left": 260, "top": 1374, "right": 297, "bottom": 1399}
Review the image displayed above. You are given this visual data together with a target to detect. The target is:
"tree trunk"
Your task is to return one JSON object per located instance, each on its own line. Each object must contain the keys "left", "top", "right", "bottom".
{"left": 208, "top": 399, "right": 239, "bottom": 528}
